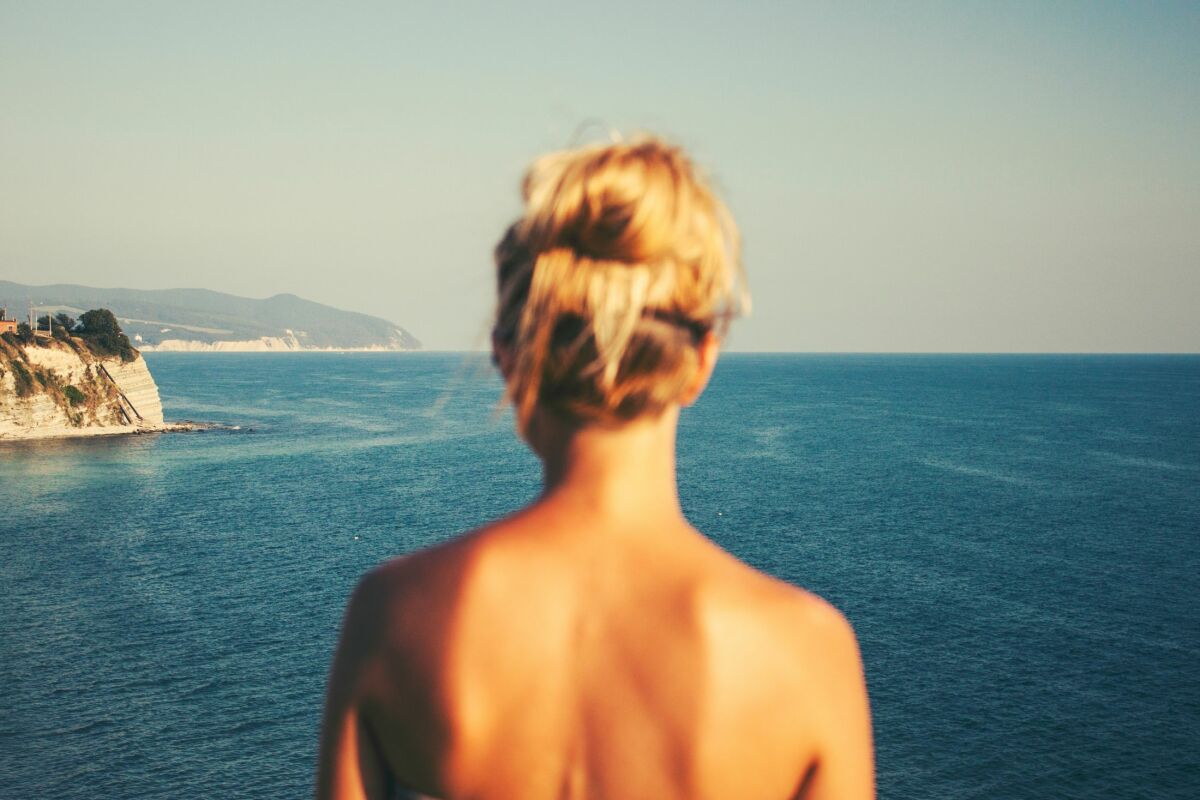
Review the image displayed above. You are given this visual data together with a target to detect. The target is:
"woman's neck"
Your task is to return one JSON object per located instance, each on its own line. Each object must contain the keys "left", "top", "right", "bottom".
{"left": 533, "top": 407, "right": 686, "bottom": 524}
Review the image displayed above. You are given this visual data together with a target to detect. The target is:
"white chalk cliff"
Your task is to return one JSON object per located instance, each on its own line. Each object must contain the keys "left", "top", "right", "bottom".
{"left": 139, "top": 329, "right": 416, "bottom": 352}
{"left": 0, "top": 337, "right": 165, "bottom": 441}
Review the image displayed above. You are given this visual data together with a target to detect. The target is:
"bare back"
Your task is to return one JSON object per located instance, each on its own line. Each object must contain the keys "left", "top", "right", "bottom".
{"left": 318, "top": 497, "right": 874, "bottom": 800}
{"left": 318, "top": 136, "right": 873, "bottom": 799}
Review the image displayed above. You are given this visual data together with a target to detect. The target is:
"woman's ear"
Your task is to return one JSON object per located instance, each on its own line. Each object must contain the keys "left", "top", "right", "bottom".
{"left": 681, "top": 332, "right": 720, "bottom": 406}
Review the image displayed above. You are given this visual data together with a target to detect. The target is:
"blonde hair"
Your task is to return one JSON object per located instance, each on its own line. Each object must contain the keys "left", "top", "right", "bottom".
{"left": 494, "top": 135, "right": 748, "bottom": 432}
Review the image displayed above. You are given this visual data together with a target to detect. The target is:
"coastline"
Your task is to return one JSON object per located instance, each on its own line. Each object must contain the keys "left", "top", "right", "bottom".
{"left": 139, "top": 336, "right": 418, "bottom": 353}
{"left": 140, "top": 346, "right": 420, "bottom": 353}
{"left": 0, "top": 420, "right": 202, "bottom": 443}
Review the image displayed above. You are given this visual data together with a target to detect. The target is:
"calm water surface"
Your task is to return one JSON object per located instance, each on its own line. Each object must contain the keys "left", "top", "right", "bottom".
{"left": 1, "top": 353, "right": 1197, "bottom": 799}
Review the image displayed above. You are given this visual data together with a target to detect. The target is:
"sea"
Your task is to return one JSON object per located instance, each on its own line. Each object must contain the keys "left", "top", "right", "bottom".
{"left": 1, "top": 353, "right": 1197, "bottom": 799}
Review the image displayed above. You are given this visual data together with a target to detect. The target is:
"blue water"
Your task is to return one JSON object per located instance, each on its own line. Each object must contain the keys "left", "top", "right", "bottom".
{"left": 1, "top": 353, "right": 1197, "bottom": 799}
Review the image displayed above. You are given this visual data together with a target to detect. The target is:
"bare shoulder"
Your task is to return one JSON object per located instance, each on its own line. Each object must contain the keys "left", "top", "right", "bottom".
{"left": 320, "top": 530, "right": 487, "bottom": 799}
{"left": 324, "top": 522, "right": 528, "bottom": 794}
{"left": 783, "top": 586, "right": 862, "bottom": 692}
{"left": 345, "top": 511, "right": 543, "bottom": 652}
{"left": 723, "top": 569, "right": 874, "bottom": 797}
{"left": 346, "top": 525, "right": 495, "bottom": 634}
{"left": 775, "top": 583, "right": 860, "bottom": 662}
{"left": 699, "top": 542, "right": 862, "bottom": 679}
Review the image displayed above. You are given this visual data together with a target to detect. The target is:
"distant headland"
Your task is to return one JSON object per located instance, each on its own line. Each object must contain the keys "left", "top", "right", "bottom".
{"left": 0, "top": 307, "right": 180, "bottom": 440}
{"left": 0, "top": 282, "right": 421, "bottom": 352}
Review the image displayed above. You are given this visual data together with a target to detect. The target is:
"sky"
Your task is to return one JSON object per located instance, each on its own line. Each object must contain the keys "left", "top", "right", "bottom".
{"left": 1, "top": 1, "right": 1197, "bottom": 352}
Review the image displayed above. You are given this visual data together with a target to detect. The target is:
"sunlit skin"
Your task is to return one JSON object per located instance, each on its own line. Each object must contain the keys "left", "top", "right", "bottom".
{"left": 317, "top": 335, "right": 875, "bottom": 799}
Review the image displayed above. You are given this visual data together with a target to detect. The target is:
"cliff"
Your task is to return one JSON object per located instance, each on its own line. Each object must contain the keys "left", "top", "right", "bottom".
{"left": 143, "top": 332, "right": 410, "bottom": 352}
{"left": 0, "top": 336, "right": 166, "bottom": 441}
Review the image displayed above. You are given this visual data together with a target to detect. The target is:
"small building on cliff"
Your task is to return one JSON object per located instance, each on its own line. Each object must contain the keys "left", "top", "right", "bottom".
{"left": 0, "top": 308, "right": 17, "bottom": 336}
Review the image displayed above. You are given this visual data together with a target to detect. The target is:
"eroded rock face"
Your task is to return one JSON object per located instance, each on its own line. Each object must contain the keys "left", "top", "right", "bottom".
{"left": 0, "top": 339, "right": 165, "bottom": 440}
{"left": 101, "top": 358, "right": 165, "bottom": 427}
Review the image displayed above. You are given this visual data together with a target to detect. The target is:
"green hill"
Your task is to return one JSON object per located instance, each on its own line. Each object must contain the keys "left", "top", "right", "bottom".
{"left": 0, "top": 282, "right": 420, "bottom": 350}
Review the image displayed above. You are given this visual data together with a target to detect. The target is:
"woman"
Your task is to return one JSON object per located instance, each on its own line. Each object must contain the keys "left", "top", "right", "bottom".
{"left": 317, "top": 137, "right": 874, "bottom": 799}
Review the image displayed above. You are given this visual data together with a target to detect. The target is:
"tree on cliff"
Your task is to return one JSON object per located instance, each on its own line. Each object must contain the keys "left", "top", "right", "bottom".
{"left": 77, "top": 309, "right": 136, "bottom": 362}
{"left": 37, "top": 314, "right": 73, "bottom": 340}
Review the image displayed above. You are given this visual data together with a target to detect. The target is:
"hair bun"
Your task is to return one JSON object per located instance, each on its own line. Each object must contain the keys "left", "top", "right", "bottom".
{"left": 523, "top": 140, "right": 697, "bottom": 264}
{"left": 495, "top": 135, "right": 747, "bottom": 432}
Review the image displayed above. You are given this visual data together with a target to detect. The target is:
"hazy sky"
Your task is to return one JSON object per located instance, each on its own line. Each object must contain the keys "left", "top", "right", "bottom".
{"left": 1, "top": 2, "right": 1197, "bottom": 351}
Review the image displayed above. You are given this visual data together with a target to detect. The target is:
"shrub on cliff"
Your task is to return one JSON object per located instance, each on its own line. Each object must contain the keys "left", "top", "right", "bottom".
{"left": 36, "top": 314, "right": 73, "bottom": 341}
{"left": 10, "top": 360, "right": 34, "bottom": 397}
{"left": 63, "top": 385, "right": 86, "bottom": 406}
{"left": 77, "top": 309, "right": 136, "bottom": 362}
